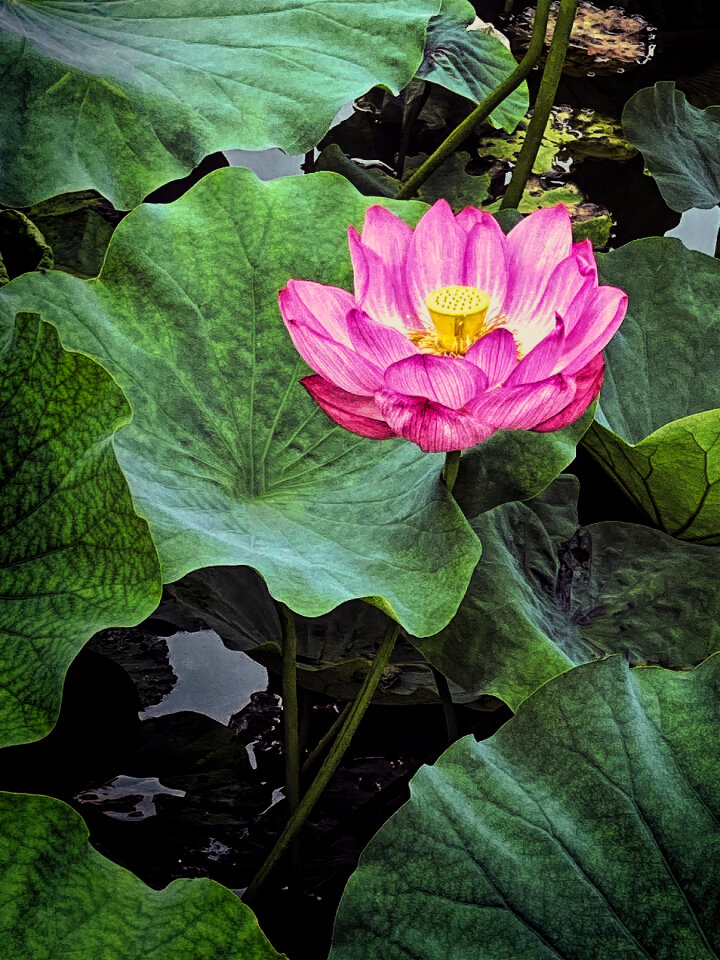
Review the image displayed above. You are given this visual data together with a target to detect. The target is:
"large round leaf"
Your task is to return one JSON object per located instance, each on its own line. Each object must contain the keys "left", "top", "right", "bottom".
{"left": 417, "top": 0, "right": 528, "bottom": 134}
{"left": 412, "top": 475, "right": 720, "bottom": 709}
{"left": 0, "top": 313, "right": 161, "bottom": 748}
{"left": 331, "top": 654, "right": 720, "bottom": 960}
{"left": 0, "top": 169, "right": 480, "bottom": 638}
{"left": 0, "top": 0, "right": 440, "bottom": 208}
{"left": 0, "top": 792, "right": 281, "bottom": 959}
{"left": 587, "top": 237, "right": 720, "bottom": 541}
{"left": 623, "top": 82, "right": 720, "bottom": 212}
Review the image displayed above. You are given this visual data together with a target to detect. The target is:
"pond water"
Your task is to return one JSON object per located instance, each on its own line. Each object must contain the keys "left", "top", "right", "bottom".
{"left": 140, "top": 630, "right": 268, "bottom": 725}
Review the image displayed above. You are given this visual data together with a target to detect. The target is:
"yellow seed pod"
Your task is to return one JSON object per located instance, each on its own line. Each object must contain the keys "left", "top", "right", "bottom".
{"left": 426, "top": 285, "right": 490, "bottom": 349}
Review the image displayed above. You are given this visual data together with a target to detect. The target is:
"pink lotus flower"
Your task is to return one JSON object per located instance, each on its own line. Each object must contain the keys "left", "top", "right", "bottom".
{"left": 279, "top": 201, "right": 627, "bottom": 453}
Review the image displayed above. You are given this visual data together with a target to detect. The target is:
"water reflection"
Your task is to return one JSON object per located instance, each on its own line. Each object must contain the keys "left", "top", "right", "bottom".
{"left": 224, "top": 102, "right": 355, "bottom": 178}
{"left": 75, "top": 775, "right": 186, "bottom": 820}
{"left": 664, "top": 207, "right": 720, "bottom": 257}
{"left": 225, "top": 148, "right": 304, "bottom": 179}
{"left": 141, "top": 629, "right": 268, "bottom": 726}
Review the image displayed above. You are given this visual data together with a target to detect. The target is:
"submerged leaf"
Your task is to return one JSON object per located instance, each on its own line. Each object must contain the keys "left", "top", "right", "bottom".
{"left": 331, "top": 654, "right": 720, "bottom": 960}
{"left": 510, "top": 1, "right": 655, "bottom": 76}
{"left": 488, "top": 178, "right": 613, "bottom": 247}
{"left": 478, "top": 105, "right": 636, "bottom": 175}
{"left": 0, "top": 313, "right": 161, "bottom": 747}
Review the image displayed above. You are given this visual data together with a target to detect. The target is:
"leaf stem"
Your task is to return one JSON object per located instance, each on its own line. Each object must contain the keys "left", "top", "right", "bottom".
{"left": 280, "top": 604, "right": 300, "bottom": 819}
{"left": 442, "top": 449, "right": 461, "bottom": 492}
{"left": 500, "top": 0, "right": 579, "bottom": 209}
{"left": 244, "top": 618, "right": 400, "bottom": 904}
{"left": 395, "top": 0, "right": 552, "bottom": 201}
{"left": 396, "top": 80, "right": 431, "bottom": 179}
{"left": 301, "top": 702, "right": 352, "bottom": 776}
{"left": 431, "top": 665, "right": 459, "bottom": 743}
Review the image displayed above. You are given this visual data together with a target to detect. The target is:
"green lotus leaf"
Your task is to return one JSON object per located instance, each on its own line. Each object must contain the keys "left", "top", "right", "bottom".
{"left": 160, "top": 565, "right": 480, "bottom": 705}
{"left": 0, "top": 0, "right": 441, "bottom": 208}
{"left": 331, "top": 654, "right": 720, "bottom": 960}
{"left": 623, "top": 81, "right": 720, "bottom": 212}
{"left": 413, "top": 474, "right": 720, "bottom": 709}
{"left": 587, "top": 237, "right": 720, "bottom": 541}
{"left": 417, "top": 0, "right": 528, "bottom": 133}
{"left": 0, "top": 169, "right": 480, "bottom": 638}
{"left": 0, "top": 312, "right": 161, "bottom": 748}
{"left": 0, "top": 792, "right": 282, "bottom": 959}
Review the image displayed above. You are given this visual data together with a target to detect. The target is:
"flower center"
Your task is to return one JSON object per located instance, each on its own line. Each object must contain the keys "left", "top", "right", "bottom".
{"left": 409, "top": 285, "right": 493, "bottom": 356}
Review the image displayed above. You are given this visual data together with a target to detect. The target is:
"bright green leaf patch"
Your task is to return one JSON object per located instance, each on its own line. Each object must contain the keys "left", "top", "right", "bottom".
{"left": 623, "top": 81, "right": 720, "bottom": 212}
{"left": 331, "top": 654, "right": 720, "bottom": 960}
{"left": 0, "top": 313, "right": 161, "bottom": 747}
{"left": 0, "top": 0, "right": 440, "bottom": 208}
{"left": 417, "top": 1, "right": 528, "bottom": 133}
{"left": 0, "top": 792, "right": 282, "bottom": 959}
{"left": 0, "top": 169, "right": 480, "bottom": 638}
{"left": 591, "top": 237, "right": 720, "bottom": 541}
{"left": 413, "top": 475, "right": 720, "bottom": 709}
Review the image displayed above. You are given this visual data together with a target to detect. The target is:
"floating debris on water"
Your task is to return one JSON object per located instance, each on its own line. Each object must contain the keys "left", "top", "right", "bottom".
{"left": 509, "top": 2, "right": 656, "bottom": 75}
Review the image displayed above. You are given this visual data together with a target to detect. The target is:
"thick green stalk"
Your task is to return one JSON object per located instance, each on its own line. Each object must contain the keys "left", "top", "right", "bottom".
{"left": 396, "top": 0, "right": 552, "bottom": 201}
{"left": 280, "top": 604, "right": 300, "bottom": 818}
{"left": 244, "top": 619, "right": 400, "bottom": 903}
{"left": 501, "top": 0, "right": 580, "bottom": 209}
{"left": 443, "top": 449, "right": 461, "bottom": 492}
